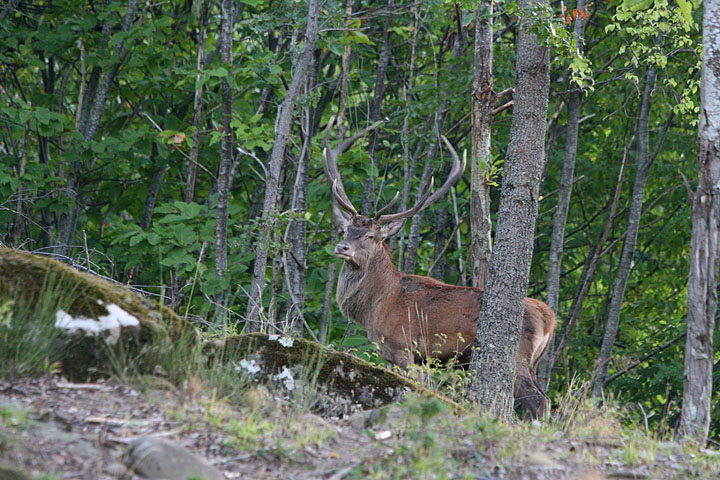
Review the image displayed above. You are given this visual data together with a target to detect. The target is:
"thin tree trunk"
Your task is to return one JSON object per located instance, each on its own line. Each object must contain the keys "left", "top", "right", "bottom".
{"left": 679, "top": 0, "right": 720, "bottom": 444}
{"left": 140, "top": 142, "right": 166, "bottom": 231}
{"left": 213, "top": 0, "right": 235, "bottom": 324}
{"left": 283, "top": 50, "right": 320, "bottom": 333}
{"left": 405, "top": 13, "right": 465, "bottom": 274}
{"left": 184, "top": 0, "right": 213, "bottom": 203}
{"left": 592, "top": 64, "right": 658, "bottom": 398}
{"left": 539, "top": 136, "right": 630, "bottom": 390}
{"left": 361, "top": 7, "right": 393, "bottom": 216}
{"left": 466, "top": 0, "right": 550, "bottom": 419}
{"left": 246, "top": 0, "right": 320, "bottom": 331}
{"left": 396, "top": 6, "right": 422, "bottom": 271}
{"left": 12, "top": 122, "right": 30, "bottom": 247}
{"left": 470, "top": 0, "right": 493, "bottom": 288}
{"left": 537, "top": 0, "right": 588, "bottom": 387}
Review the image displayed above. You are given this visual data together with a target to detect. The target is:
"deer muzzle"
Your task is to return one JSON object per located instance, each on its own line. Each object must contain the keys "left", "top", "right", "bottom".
{"left": 334, "top": 241, "right": 353, "bottom": 260}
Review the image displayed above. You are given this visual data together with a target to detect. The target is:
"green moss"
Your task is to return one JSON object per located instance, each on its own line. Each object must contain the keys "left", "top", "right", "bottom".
{"left": 0, "top": 248, "right": 184, "bottom": 380}
{"left": 221, "top": 333, "right": 460, "bottom": 413}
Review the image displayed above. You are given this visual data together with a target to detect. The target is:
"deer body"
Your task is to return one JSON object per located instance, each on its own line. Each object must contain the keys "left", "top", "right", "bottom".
{"left": 323, "top": 125, "right": 556, "bottom": 418}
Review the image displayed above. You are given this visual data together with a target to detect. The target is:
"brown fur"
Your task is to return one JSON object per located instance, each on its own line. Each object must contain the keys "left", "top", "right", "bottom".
{"left": 335, "top": 216, "right": 557, "bottom": 418}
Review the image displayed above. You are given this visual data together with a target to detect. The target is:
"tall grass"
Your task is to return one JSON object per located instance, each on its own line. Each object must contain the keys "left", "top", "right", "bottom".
{"left": 0, "top": 272, "right": 80, "bottom": 378}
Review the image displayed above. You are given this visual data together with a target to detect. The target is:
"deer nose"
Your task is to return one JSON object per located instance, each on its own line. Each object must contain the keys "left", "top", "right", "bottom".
{"left": 335, "top": 242, "right": 350, "bottom": 255}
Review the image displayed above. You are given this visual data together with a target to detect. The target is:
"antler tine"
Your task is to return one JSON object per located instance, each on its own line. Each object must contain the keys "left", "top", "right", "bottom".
{"left": 376, "top": 177, "right": 435, "bottom": 224}
{"left": 332, "top": 179, "right": 359, "bottom": 216}
{"left": 323, "top": 148, "right": 358, "bottom": 216}
{"left": 376, "top": 134, "right": 465, "bottom": 225}
{"left": 322, "top": 119, "right": 385, "bottom": 218}
{"left": 421, "top": 135, "right": 465, "bottom": 206}
{"left": 374, "top": 191, "right": 400, "bottom": 220}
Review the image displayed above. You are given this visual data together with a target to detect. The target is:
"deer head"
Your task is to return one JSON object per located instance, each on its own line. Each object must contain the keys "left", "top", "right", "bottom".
{"left": 322, "top": 120, "right": 466, "bottom": 269}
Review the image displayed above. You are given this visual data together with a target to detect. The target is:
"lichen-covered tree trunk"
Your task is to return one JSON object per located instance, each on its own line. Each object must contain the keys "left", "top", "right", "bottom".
{"left": 592, "top": 65, "right": 657, "bottom": 398}
{"left": 680, "top": 0, "right": 720, "bottom": 444}
{"left": 537, "top": 0, "right": 587, "bottom": 388}
{"left": 466, "top": 0, "right": 550, "bottom": 420}
{"left": 470, "top": 0, "right": 493, "bottom": 289}
{"left": 245, "top": 0, "right": 319, "bottom": 331}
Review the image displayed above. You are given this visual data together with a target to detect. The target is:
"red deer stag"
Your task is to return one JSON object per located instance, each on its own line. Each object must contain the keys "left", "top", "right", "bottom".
{"left": 323, "top": 124, "right": 557, "bottom": 418}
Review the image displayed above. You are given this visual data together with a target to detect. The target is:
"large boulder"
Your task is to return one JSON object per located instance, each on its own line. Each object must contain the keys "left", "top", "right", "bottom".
{"left": 219, "top": 333, "right": 459, "bottom": 416}
{"left": 0, "top": 248, "right": 183, "bottom": 379}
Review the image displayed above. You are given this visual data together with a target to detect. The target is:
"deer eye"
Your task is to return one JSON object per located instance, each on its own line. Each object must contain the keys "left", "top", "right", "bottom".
{"left": 366, "top": 232, "right": 375, "bottom": 239}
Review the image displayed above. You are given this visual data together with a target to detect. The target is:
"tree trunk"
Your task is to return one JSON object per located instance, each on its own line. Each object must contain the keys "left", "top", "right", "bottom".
{"left": 592, "top": 64, "right": 657, "bottom": 398}
{"left": 320, "top": 0, "right": 353, "bottom": 342}
{"left": 282, "top": 50, "right": 320, "bottom": 333}
{"left": 404, "top": 110, "right": 446, "bottom": 274}
{"left": 466, "top": 0, "right": 550, "bottom": 420}
{"left": 537, "top": 0, "right": 588, "bottom": 387}
{"left": 245, "top": 0, "right": 320, "bottom": 331}
{"left": 213, "top": 0, "right": 235, "bottom": 323}
{"left": 470, "top": 0, "right": 493, "bottom": 288}
{"left": 140, "top": 142, "right": 166, "bottom": 231}
{"left": 184, "top": 0, "right": 213, "bottom": 203}
{"left": 680, "top": 0, "right": 720, "bottom": 444}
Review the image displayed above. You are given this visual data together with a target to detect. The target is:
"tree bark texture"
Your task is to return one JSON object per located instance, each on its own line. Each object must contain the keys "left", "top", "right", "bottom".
{"left": 537, "top": 0, "right": 588, "bottom": 387}
{"left": 213, "top": 0, "right": 235, "bottom": 322}
{"left": 592, "top": 65, "right": 657, "bottom": 398}
{"left": 470, "top": 0, "right": 494, "bottom": 289}
{"left": 680, "top": 0, "right": 720, "bottom": 444}
{"left": 245, "top": 0, "right": 319, "bottom": 331}
{"left": 466, "top": 0, "right": 550, "bottom": 420}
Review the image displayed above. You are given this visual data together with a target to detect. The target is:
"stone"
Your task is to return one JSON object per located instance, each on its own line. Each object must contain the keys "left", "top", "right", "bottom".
{"left": 123, "top": 437, "right": 225, "bottom": 480}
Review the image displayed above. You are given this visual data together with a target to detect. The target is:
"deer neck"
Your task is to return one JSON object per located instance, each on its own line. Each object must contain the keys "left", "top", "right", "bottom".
{"left": 336, "top": 245, "right": 400, "bottom": 329}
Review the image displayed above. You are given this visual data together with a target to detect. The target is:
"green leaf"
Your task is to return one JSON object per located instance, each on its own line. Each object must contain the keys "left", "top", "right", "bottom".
{"left": 676, "top": 0, "right": 694, "bottom": 25}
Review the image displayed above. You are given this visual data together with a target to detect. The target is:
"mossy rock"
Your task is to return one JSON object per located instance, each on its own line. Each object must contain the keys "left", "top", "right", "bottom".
{"left": 0, "top": 248, "right": 184, "bottom": 380}
{"left": 219, "top": 333, "right": 460, "bottom": 416}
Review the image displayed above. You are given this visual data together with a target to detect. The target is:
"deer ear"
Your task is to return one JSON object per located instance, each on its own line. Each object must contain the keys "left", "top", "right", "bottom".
{"left": 379, "top": 219, "right": 406, "bottom": 239}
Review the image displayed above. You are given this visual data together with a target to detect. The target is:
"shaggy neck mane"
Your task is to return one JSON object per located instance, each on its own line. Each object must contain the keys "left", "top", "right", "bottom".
{"left": 336, "top": 241, "right": 400, "bottom": 329}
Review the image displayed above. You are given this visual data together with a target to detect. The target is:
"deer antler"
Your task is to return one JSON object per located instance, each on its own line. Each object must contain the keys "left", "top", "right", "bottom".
{"left": 376, "top": 135, "right": 466, "bottom": 225}
{"left": 322, "top": 117, "right": 384, "bottom": 217}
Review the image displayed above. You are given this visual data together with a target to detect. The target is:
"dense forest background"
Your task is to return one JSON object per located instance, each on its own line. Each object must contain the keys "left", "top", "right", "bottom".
{"left": 1, "top": 0, "right": 716, "bottom": 440}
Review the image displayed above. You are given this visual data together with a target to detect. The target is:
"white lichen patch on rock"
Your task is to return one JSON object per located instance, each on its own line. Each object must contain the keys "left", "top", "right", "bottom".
{"left": 55, "top": 301, "right": 140, "bottom": 345}
{"left": 272, "top": 365, "right": 295, "bottom": 391}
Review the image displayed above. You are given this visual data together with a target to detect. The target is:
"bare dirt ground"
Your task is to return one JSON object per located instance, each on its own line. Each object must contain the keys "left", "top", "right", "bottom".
{"left": 2, "top": 376, "right": 719, "bottom": 480}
